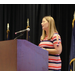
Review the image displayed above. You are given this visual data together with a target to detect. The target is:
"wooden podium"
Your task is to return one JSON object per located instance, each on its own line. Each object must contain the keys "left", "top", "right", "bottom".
{"left": 0, "top": 39, "right": 48, "bottom": 71}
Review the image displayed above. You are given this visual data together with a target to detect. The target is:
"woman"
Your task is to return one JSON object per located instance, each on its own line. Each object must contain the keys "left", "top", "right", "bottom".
{"left": 39, "top": 16, "right": 62, "bottom": 71}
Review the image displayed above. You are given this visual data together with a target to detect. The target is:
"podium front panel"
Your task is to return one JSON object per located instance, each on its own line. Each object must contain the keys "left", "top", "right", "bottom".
{"left": 17, "top": 40, "right": 48, "bottom": 71}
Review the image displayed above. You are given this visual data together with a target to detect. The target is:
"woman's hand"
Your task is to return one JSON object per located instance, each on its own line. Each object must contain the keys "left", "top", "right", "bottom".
{"left": 40, "top": 47, "right": 46, "bottom": 50}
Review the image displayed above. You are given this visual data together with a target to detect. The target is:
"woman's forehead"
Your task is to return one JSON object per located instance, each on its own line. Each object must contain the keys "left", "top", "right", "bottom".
{"left": 42, "top": 18, "right": 46, "bottom": 21}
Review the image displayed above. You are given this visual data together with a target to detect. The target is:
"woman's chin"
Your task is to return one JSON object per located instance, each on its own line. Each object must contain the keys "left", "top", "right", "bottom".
{"left": 42, "top": 28, "right": 46, "bottom": 31}
{"left": 42, "top": 27, "right": 44, "bottom": 30}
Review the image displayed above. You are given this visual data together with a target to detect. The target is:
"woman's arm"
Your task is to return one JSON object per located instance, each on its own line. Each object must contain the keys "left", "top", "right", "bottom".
{"left": 42, "top": 43, "right": 62, "bottom": 55}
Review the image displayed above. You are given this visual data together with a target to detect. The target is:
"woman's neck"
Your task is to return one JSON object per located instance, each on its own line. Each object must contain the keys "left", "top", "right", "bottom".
{"left": 45, "top": 29, "right": 49, "bottom": 37}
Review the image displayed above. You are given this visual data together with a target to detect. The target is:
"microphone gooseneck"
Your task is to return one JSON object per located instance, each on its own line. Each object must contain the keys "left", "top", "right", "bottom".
{"left": 15, "top": 28, "right": 30, "bottom": 34}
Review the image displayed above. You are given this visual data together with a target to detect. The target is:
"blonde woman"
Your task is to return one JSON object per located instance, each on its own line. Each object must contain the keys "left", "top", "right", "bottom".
{"left": 39, "top": 16, "right": 62, "bottom": 71}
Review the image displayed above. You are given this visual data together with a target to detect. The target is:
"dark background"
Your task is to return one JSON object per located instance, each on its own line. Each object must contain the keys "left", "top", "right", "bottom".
{"left": 0, "top": 4, "right": 74, "bottom": 71}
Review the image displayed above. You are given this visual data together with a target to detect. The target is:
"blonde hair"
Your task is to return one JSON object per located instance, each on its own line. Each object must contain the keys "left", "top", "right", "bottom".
{"left": 41, "top": 16, "right": 58, "bottom": 40}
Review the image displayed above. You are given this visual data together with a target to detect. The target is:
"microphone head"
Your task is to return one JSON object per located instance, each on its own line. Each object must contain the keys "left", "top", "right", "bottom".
{"left": 27, "top": 28, "right": 30, "bottom": 31}
{"left": 15, "top": 33, "right": 17, "bottom": 35}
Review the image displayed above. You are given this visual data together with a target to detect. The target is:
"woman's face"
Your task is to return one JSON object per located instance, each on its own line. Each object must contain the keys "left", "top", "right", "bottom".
{"left": 41, "top": 18, "right": 49, "bottom": 31}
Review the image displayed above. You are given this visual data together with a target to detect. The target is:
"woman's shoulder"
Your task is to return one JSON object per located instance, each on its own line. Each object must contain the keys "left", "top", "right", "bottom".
{"left": 51, "top": 32, "right": 61, "bottom": 40}
{"left": 53, "top": 32, "right": 60, "bottom": 36}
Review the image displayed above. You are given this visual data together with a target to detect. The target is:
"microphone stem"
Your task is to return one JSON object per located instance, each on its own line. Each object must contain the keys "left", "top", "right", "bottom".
{"left": 14, "top": 33, "right": 24, "bottom": 40}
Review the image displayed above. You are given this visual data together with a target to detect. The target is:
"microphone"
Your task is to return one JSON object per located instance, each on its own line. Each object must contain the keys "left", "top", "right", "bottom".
{"left": 15, "top": 28, "right": 30, "bottom": 35}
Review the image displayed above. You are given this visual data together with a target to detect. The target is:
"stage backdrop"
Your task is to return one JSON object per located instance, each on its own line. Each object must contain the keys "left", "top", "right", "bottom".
{"left": 0, "top": 4, "right": 74, "bottom": 71}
